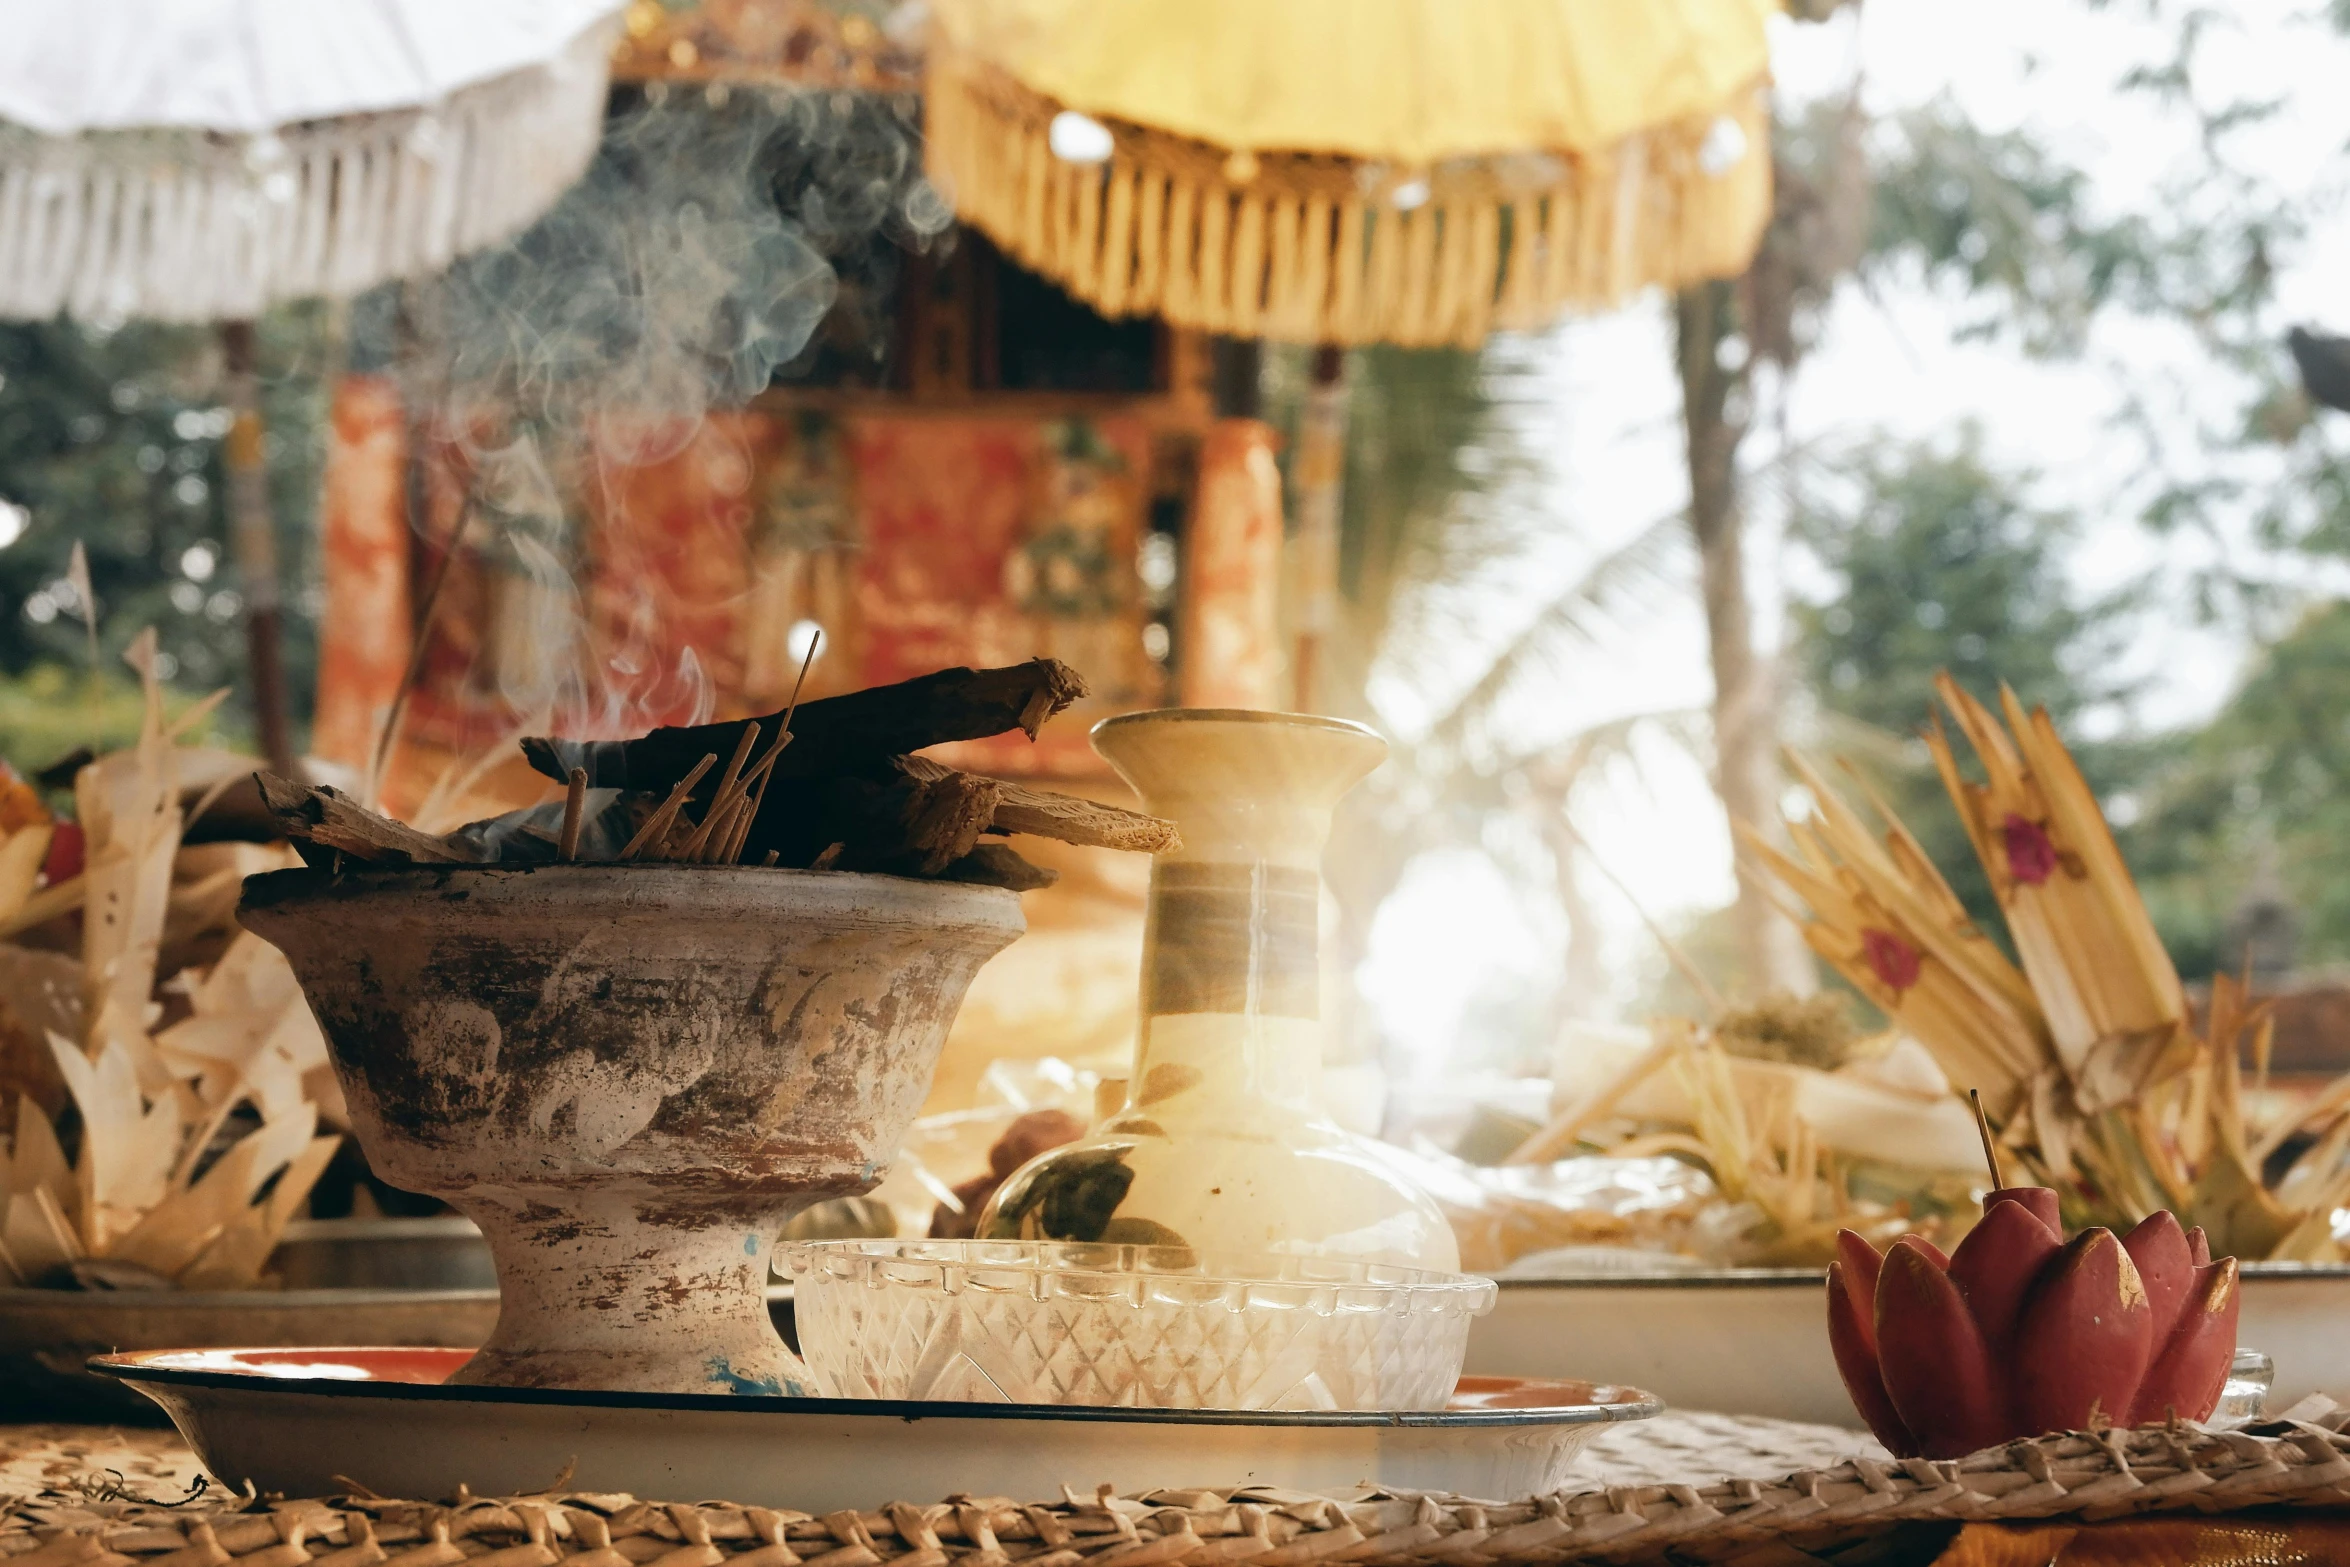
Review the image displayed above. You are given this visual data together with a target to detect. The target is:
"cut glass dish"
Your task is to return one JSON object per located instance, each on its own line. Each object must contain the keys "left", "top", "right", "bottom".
{"left": 782, "top": 1240, "right": 1496, "bottom": 1411}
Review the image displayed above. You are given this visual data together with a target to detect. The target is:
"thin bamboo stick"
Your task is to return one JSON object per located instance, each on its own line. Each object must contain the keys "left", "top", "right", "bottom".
{"left": 617, "top": 754, "right": 716, "bottom": 863}
{"left": 558, "top": 767, "right": 586, "bottom": 861}
{"left": 676, "top": 724, "right": 763, "bottom": 862}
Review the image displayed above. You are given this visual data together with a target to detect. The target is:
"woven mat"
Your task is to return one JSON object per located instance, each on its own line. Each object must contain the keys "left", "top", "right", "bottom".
{"left": 1563, "top": 1411, "right": 1889, "bottom": 1490}
{"left": 6, "top": 1412, "right": 2349, "bottom": 1566}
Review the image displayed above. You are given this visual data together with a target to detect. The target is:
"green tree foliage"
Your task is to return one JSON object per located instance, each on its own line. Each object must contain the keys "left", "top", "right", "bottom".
{"left": 0, "top": 308, "right": 331, "bottom": 749}
{"left": 1778, "top": 4, "right": 2350, "bottom": 990}
{"left": 2127, "top": 602, "right": 2350, "bottom": 976}
{"left": 1790, "top": 434, "right": 2148, "bottom": 947}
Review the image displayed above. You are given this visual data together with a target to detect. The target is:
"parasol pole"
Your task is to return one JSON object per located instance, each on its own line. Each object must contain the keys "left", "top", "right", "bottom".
{"left": 220, "top": 320, "right": 296, "bottom": 778}
{"left": 1290, "top": 343, "right": 1348, "bottom": 713}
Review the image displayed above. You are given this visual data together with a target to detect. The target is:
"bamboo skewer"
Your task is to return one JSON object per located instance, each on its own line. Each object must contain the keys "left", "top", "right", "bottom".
{"left": 617, "top": 755, "right": 717, "bottom": 863}
{"left": 558, "top": 768, "right": 587, "bottom": 862}
{"left": 1970, "top": 1089, "right": 2006, "bottom": 1190}
{"left": 675, "top": 725, "right": 764, "bottom": 863}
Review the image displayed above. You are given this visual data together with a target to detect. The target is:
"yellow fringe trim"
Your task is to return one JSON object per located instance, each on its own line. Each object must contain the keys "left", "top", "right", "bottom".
{"left": 925, "top": 53, "right": 1773, "bottom": 349}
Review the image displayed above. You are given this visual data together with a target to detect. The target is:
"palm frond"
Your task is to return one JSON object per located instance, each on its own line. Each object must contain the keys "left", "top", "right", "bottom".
{"left": 1415, "top": 510, "right": 1688, "bottom": 761}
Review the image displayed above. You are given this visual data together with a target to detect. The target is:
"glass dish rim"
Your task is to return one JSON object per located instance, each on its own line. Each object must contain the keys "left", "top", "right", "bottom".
{"left": 778, "top": 1239, "right": 1497, "bottom": 1300}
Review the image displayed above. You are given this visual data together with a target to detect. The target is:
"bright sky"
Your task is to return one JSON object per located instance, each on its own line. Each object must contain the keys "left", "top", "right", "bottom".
{"left": 1361, "top": 0, "right": 2350, "bottom": 1082}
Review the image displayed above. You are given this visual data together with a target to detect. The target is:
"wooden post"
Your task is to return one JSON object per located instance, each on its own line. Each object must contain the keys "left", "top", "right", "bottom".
{"left": 220, "top": 320, "right": 296, "bottom": 778}
{"left": 1290, "top": 343, "right": 1348, "bottom": 713}
{"left": 1674, "top": 281, "right": 1810, "bottom": 995}
{"left": 1209, "top": 335, "right": 1262, "bottom": 418}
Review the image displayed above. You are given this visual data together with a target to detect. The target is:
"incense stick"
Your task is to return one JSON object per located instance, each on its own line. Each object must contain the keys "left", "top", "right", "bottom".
{"left": 618, "top": 754, "right": 716, "bottom": 862}
{"left": 558, "top": 767, "right": 587, "bottom": 861}
{"left": 676, "top": 724, "right": 763, "bottom": 862}
{"left": 725, "top": 725, "right": 795, "bottom": 862}
{"left": 714, "top": 635, "right": 819, "bottom": 867}
{"left": 365, "top": 497, "right": 475, "bottom": 811}
{"left": 719, "top": 790, "right": 757, "bottom": 864}
{"left": 696, "top": 797, "right": 743, "bottom": 864}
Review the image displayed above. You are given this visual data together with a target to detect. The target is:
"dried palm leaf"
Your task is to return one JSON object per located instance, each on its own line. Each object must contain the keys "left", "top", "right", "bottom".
{"left": 0, "top": 630, "right": 339, "bottom": 1289}
{"left": 1755, "top": 672, "right": 2350, "bottom": 1258}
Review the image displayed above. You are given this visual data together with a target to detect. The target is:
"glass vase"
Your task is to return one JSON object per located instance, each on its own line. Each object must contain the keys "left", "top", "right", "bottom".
{"left": 978, "top": 709, "right": 1457, "bottom": 1271}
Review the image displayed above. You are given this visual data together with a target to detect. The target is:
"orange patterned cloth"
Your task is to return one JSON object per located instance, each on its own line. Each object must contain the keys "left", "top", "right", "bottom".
{"left": 846, "top": 412, "right": 1154, "bottom": 778}
{"left": 310, "top": 379, "right": 1173, "bottom": 807}
{"left": 1930, "top": 1514, "right": 2350, "bottom": 1565}
{"left": 310, "top": 375, "right": 413, "bottom": 773}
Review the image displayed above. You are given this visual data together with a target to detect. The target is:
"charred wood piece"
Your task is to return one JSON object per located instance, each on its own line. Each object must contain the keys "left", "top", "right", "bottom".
{"left": 519, "top": 659, "right": 1088, "bottom": 794}
{"left": 941, "top": 842, "right": 1060, "bottom": 892}
{"left": 255, "top": 774, "right": 477, "bottom": 865}
{"left": 899, "top": 756, "right": 1179, "bottom": 854}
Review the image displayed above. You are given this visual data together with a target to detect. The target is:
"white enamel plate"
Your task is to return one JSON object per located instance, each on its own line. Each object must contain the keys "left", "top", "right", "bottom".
{"left": 94, "top": 1348, "right": 1659, "bottom": 1510}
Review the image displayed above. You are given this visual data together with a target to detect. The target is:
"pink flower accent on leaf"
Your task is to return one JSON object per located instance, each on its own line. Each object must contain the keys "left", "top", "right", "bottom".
{"left": 2002, "top": 813, "right": 2059, "bottom": 886}
{"left": 1861, "top": 927, "right": 1923, "bottom": 994}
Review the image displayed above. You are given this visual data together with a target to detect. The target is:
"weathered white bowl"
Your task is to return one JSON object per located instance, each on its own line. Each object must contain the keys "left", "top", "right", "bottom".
{"left": 240, "top": 864, "right": 1023, "bottom": 1397}
{"left": 1464, "top": 1263, "right": 2350, "bottom": 1425}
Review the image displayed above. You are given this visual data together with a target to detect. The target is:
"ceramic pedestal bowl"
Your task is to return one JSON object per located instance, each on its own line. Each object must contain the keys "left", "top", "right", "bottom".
{"left": 239, "top": 864, "right": 1022, "bottom": 1397}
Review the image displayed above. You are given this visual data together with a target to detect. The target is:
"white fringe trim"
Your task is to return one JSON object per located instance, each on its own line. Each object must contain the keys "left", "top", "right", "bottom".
{"left": 0, "top": 23, "right": 614, "bottom": 323}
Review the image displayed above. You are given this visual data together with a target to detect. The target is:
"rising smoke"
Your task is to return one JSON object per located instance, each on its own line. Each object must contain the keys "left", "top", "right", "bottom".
{"left": 353, "top": 84, "right": 946, "bottom": 738}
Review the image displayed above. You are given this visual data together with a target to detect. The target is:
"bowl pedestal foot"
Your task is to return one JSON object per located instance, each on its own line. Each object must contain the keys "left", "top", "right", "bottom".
{"left": 453, "top": 1187, "right": 808, "bottom": 1395}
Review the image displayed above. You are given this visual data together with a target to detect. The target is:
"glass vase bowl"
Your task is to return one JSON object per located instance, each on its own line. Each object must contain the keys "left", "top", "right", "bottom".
{"left": 780, "top": 1240, "right": 1496, "bottom": 1411}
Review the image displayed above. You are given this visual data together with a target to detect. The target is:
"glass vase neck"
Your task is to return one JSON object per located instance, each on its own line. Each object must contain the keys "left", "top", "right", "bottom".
{"left": 1091, "top": 708, "right": 1385, "bottom": 1120}
{"left": 1092, "top": 708, "right": 1386, "bottom": 870}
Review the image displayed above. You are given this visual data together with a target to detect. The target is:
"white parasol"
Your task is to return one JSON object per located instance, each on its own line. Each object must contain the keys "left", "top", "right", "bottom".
{"left": 0, "top": 0, "right": 624, "bottom": 771}
{"left": 0, "top": 0, "right": 621, "bottom": 322}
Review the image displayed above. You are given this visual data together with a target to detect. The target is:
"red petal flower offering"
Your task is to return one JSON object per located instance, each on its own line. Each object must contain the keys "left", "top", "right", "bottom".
{"left": 2001, "top": 812, "right": 2059, "bottom": 886}
{"left": 1825, "top": 1094, "right": 2239, "bottom": 1457}
{"left": 1860, "top": 927, "right": 1922, "bottom": 993}
{"left": 41, "top": 819, "right": 83, "bottom": 886}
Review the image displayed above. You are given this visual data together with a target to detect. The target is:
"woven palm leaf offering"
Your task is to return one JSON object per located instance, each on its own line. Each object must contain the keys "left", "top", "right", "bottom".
{"left": 1, "top": 629, "right": 335, "bottom": 1294}
{"left": 1498, "top": 997, "right": 1984, "bottom": 1270}
{"left": 235, "top": 658, "right": 1185, "bottom": 1396}
{"left": 1748, "top": 672, "right": 2350, "bottom": 1261}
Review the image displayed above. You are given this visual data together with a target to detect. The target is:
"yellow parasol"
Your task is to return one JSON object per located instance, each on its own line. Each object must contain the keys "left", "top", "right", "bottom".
{"left": 925, "top": 0, "right": 1776, "bottom": 348}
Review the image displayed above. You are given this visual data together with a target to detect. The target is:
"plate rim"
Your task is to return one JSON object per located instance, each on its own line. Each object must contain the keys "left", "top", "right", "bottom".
{"left": 89, "top": 1350, "right": 1662, "bottom": 1430}
{"left": 0, "top": 1285, "right": 785, "bottom": 1309}
{"left": 1492, "top": 1259, "right": 2350, "bottom": 1289}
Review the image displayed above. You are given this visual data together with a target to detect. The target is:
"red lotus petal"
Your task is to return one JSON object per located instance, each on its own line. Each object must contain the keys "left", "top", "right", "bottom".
{"left": 2122, "top": 1211, "right": 2196, "bottom": 1348}
{"left": 1875, "top": 1237, "right": 2010, "bottom": 1458}
{"left": 1834, "top": 1230, "right": 1885, "bottom": 1352}
{"left": 2129, "top": 1258, "right": 2240, "bottom": 1425}
{"left": 1861, "top": 927, "right": 1923, "bottom": 994}
{"left": 1948, "top": 1196, "right": 2063, "bottom": 1361}
{"left": 2011, "top": 1229, "right": 2154, "bottom": 1436}
{"left": 1903, "top": 1233, "right": 1953, "bottom": 1271}
{"left": 1984, "top": 1185, "right": 2061, "bottom": 1230}
{"left": 1829, "top": 1260, "right": 1916, "bottom": 1456}
{"left": 2188, "top": 1227, "right": 2211, "bottom": 1268}
{"left": 2002, "top": 814, "right": 2059, "bottom": 886}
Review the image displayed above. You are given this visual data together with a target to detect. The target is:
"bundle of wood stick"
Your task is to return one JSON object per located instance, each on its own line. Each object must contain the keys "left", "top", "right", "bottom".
{"left": 256, "top": 660, "right": 1177, "bottom": 889}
